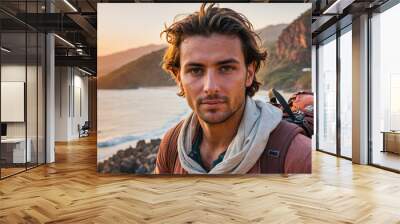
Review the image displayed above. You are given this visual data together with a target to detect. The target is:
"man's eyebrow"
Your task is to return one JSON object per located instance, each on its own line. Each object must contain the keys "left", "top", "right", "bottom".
{"left": 184, "top": 62, "right": 204, "bottom": 68}
{"left": 183, "top": 58, "right": 240, "bottom": 68}
{"left": 216, "top": 59, "right": 240, "bottom": 65}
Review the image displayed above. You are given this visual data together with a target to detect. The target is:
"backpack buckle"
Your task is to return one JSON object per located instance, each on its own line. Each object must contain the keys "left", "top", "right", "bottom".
{"left": 268, "top": 149, "right": 280, "bottom": 158}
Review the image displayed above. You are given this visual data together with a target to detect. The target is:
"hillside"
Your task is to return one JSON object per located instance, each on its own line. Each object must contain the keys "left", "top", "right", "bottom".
{"left": 98, "top": 48, "right": 175, "bottom": 89}
{"left": 256, "top": 9, "right": 312, "bottom": 92}
{"left": 256, "top": 23, "right": 287, "bottom": 45}
{"left": 98, "top": 44, "right": 166, "bottom": 77}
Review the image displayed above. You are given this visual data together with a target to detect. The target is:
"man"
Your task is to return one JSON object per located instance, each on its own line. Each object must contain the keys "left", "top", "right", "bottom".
{"left": 155, "top": 3, "right": 311, "bottom": 174}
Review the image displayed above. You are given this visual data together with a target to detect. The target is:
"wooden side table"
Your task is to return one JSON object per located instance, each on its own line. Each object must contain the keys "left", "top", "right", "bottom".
{"left": 381, "top": 131, "right": 400, "bottom": 154}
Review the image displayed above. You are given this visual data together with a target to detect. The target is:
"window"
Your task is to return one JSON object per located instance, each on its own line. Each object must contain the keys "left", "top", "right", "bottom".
{"left": 339, "top": 27, "right": 352, "bottom": 158}
{"left": 370, "top": 2, "right": 400, "bottom": 171}
{"left": 317, "top": 36, "right": 337, "bottom": 154}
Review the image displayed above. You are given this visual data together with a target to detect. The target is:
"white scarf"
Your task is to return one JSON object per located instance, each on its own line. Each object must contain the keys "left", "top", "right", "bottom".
{"left": 177, "top": 96, "right": 282, "bottom": 174}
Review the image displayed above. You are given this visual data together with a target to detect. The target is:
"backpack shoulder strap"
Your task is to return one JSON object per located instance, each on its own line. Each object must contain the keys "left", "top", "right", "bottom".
{"left": 260, "top": 120, "right": 304, "bottom": 173}
{"left": 163, "top": 120, "right": 184, "bottom": 172}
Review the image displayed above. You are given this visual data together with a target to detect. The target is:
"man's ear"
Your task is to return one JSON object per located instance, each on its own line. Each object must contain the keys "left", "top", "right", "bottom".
{"left": 245, "top": 63, "right": 256, "bottom": 87}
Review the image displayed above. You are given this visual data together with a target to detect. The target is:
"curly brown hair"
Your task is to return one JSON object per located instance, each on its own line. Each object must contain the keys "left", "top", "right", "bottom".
{"left": 160, "top": 3, "right": 267, "bottom": 97}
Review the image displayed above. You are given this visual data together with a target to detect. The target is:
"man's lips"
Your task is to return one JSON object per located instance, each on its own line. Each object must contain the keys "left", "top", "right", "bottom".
{"left": 200, "top": 99, "right": 226, "bottom": 105}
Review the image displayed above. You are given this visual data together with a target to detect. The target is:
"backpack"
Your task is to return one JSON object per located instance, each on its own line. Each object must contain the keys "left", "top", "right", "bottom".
{"left": 270, "top": 89, "right": 314, "bottom": 138}
{"left": 161, "top": 119, "right": 304, "bottom": 173}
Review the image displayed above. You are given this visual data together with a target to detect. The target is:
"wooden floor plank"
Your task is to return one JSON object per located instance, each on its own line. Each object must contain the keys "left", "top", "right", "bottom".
{"left": 0, "top": 135, "right": 399, "bottom": 223}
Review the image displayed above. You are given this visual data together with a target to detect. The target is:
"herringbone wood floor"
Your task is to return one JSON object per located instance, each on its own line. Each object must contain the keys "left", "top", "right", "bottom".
{"left": 1, "top": 135, "right": 400, "bottom": 224}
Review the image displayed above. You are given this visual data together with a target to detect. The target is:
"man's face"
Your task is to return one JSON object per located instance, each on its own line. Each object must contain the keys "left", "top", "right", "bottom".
{"left": 178, "top": 33, "right": 255, "bottom": 124}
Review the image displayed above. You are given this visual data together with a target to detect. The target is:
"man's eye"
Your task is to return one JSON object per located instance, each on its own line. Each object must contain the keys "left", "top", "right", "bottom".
{"left": 220, "top": 66, "right": 234, "bottom": 73}
{"left": 188, "top": 68, "right": 203, "bottom": 76}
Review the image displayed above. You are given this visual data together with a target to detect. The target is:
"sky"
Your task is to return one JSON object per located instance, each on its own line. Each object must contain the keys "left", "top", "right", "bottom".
{"left": 98, "top": 3, "right": 311, "bottom": 56}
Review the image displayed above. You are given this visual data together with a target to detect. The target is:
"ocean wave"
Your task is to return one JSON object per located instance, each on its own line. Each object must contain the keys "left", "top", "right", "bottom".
{"left": 97, "top": 109, "right": 190, "bottom": 148}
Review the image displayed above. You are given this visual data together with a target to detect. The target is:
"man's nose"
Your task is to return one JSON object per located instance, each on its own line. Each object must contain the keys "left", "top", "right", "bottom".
{"left": 203, "top": 69, "right": 219, "bottom": 95}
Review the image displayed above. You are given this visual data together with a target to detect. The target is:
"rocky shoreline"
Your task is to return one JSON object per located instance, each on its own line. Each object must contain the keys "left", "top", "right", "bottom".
{"left": 97, "top": 139, "right": 161, "bottom": 174}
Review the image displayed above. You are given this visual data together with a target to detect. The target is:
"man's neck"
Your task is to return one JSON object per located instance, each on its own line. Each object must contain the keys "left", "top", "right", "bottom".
{"left": 197, "top": 99, "right": 246, "bottom": 151}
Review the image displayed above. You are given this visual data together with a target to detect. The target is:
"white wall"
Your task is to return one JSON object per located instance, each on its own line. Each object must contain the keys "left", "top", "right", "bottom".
{"left": 1, "top": 66, "right": 26, "bottom": 127}
{"left": 1, "top": 82, "right": 25, "bottom": 122}
{"left": 55, "top": 67, "right": 89, "bottom": 141}
{"left": 1, "top": 65, "right": 26, "bottom": 81}
{"left": 1, "top": 65, "right": 31, "bottom": 138}
{"left": 55, "top": 66, "right": 70, "bottom": 141}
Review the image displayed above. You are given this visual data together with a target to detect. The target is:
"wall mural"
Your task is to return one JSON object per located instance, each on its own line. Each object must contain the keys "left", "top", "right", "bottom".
{"left": 97, "top": 3, "right": 312, "bottom": 175}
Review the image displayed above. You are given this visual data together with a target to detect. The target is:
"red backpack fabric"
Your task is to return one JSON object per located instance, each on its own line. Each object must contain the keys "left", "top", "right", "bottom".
{"left": 270, "top": 89, "right": 314, "bottom": 138}
{"left": 288, "top": 91, "right": 313, "bottom": 113}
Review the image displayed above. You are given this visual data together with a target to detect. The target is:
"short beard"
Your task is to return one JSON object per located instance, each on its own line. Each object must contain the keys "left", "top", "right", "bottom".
{"left": 196, "top": 95, "right": 246, "bottom": 125}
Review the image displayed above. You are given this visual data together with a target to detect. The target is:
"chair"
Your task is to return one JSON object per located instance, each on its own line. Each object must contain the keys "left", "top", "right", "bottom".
{"left": 78, "top": 121, "right": 90, "bottom": 138}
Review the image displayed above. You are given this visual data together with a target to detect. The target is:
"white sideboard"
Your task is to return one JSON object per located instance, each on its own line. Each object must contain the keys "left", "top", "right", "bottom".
{"left": 1, "top": 138, "right": 32, "bottom": 163}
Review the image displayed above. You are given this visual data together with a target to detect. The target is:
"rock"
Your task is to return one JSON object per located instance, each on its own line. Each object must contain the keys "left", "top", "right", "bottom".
{"left": 120, "top": 158, "right": 137, "bottom": 173}
{"left": 98, "top": 138, "right": 161, "bottom": 174}
{"left": 136, "top": 166, "right": 147, "bottom": 174}
{"left": 146, "top": 154, "right": 156, "bottom": 160}
{"left": 136, "top": 140, "right": 146, "bottom": 149}
{"left": 125, "top": 147, "right": 135, "bottom": 155}
{"left": 150, "top": 139, "right": 161, "bottom": 145}
{"left": 97, "top": 162, "right": 104, "bottom": 172}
